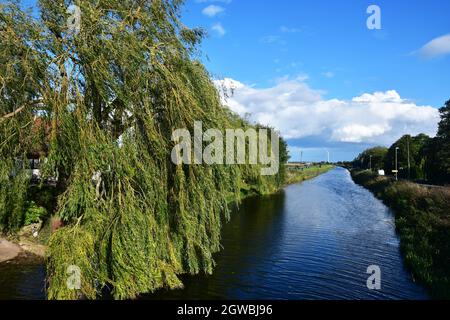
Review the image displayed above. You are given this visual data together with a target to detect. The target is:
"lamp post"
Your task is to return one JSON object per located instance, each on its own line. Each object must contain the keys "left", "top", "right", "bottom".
{"left": 395, "top": 147, "right": 400, "bottom": 181}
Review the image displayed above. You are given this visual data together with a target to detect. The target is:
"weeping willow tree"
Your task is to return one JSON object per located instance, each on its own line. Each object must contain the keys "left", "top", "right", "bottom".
{"left": 0, "top": 0, "right": 287, "bottom": 299}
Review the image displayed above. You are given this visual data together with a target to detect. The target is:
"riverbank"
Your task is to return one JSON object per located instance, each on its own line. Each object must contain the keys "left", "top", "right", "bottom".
{"left": 0, "top": 226, "right": 47, "bottom": 264}
{"left": 351, "top": 170, "right": 450, "bottom": 299}
{"left": 0, "top": 238, "right": 21, "bottom": 263}
{"left": 0, "top": 236, "right": 45, "bottom": 263}
{"left": 285, "top": 165, "right": 334, "bottom": 186}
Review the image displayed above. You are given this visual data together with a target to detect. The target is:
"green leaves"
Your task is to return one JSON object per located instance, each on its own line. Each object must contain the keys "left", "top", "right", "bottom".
{"left": 1, "top": 0, "right": 288, "bottom": 299}
{"left": 24, "top": 201, "right": 48, "bottom": 226}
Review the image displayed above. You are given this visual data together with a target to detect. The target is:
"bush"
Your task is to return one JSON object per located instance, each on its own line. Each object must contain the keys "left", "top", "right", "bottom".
{"left": 24, "top": 201, "right": 48, "bottom": 226}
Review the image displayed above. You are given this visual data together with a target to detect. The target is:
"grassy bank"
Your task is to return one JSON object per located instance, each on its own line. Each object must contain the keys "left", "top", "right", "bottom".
{"left": 351, "top": 170, "right": 450, "bottom": 298}
{"left": 285, "top": 165, "right": 334, "bottom": 185}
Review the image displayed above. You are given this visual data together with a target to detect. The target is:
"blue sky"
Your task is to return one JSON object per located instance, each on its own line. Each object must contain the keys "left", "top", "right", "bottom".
{"left": 181, "top": 0, "right": 450, "bottom": 161}
{"left": 183, "top": 0, "right": 450, "bottom": 106}
{"left": 15, "top": 0, "right": 450, "bottom": 161}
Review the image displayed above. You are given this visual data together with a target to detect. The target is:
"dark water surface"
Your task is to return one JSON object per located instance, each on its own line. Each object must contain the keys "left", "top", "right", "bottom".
{"left": 0, "top": 168, "right": 429, "bottom": 300}
{"left": 152, "top": 168, "right": 428, "bottom": 300}
{"left": 0, "top": 259, "right": 46, "bottom": 300}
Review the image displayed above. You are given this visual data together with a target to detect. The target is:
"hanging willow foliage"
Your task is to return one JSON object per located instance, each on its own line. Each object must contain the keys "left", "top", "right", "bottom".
{"left": 0, "top": 0, "right": 288, "bottom": 299}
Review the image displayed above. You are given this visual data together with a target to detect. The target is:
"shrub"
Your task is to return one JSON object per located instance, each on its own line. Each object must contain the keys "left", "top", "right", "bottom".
{"left": 24, "top": 201, "right": 48, "bottom": 226}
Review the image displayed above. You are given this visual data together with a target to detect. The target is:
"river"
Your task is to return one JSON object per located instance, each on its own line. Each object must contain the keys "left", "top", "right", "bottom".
{"left": 0, "top": 167, "right": 429, "bottom": 300}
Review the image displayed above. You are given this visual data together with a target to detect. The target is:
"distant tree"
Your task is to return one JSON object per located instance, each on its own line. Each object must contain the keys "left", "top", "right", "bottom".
{"left": 423, "top": 138, "right": 440, "bottom": 182}
{"left": 277, "top": 136, "right": 290, "bottom": 184}
{"left": 353, "top": 147, "right": 388, "bottom": 171}
{"left": 385, "top": 134, "right": 431, "bottom": 180}
{"left": 426, "top": 100, "right": 450, "bottom": 184}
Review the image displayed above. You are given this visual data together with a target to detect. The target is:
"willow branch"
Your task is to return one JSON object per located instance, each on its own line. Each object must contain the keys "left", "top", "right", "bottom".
{"left": 0, "top": 100, "right": 43, "bottom": 123}
{"left": 0, "top": 105, "right": 26, "bottom": 121}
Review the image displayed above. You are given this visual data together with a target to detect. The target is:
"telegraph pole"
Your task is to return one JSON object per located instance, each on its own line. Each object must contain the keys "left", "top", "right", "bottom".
{"left": 395, "top": 147, "right": 400, "bottom": 181}
{"left": 407, "top": 136, "right": 411, "bottom": 180}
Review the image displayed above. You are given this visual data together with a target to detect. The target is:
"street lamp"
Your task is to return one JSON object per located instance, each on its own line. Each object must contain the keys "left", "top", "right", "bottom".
{"left": 395, "top": 147, "right": 400, "bottom": 181}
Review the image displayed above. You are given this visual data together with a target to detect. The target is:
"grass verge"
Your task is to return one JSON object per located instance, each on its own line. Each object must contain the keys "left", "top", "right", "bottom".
{"left": 285, "top": 165, "right": 334, "bottom": 186}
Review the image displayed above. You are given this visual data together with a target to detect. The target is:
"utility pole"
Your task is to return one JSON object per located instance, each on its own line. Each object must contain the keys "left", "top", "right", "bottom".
{"left": 369, "top": 155, "right": 372, "bottom": 171}
{"left": 395, "top": 147, "right": 400, "bottom": 181}
{"left": 407, "top": 136, "right": 411, "bottom": 180}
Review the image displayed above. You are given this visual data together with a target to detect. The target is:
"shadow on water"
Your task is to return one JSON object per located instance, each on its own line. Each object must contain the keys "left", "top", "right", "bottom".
{"left": 149, "top": 190, "right": 288, "bottom": 300}
{"left": 0, "top": 167, "right": 430, "bottom": 300}
{"left": 0, "top": 257, "right": 46, "bottom": 300}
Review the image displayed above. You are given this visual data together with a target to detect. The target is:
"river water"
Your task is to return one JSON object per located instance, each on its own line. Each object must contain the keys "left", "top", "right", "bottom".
{"left": 0, "top": 167, "right": 429, "bottom": 300}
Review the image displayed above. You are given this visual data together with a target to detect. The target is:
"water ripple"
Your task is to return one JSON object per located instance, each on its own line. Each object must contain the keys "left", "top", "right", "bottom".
{"left": 0, "top": 168, "right": 430, "bottom": 300}
{"left": 151, "top": 167, "right": 429, "bottom": 300}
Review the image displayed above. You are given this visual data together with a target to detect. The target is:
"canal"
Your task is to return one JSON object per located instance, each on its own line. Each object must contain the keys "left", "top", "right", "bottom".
{"left": 0, "top": 167, "right": 429, "bottom": 300}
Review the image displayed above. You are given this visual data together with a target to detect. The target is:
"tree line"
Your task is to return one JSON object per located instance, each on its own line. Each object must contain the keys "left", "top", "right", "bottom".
{"left": 353, "top": 99, "right": 450, "bottom": 184}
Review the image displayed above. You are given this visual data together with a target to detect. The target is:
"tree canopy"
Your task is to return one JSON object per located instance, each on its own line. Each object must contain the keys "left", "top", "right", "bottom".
{"left": 0, "top": 0, "right": 288, "bottom": 299}
{"left": 353, "top": 146, "right": 388, "bottom": 171}
{"left": 428, "top": 100, "right": 450, "bottom": 183}
{"left": 384, "top": 134, "right": 431, "bottom": 180}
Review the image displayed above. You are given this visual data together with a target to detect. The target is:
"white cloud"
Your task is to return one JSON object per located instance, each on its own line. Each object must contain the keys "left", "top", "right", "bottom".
{"left": 322, "top": 72, "right": 335, "bottom": 78}
{"left": 202, "top": 5, "right": 225, "bottom": 17}
{"left": 332, "top": 124, "right": 390, "bottom": 143}
{"left": 211, "top": 23, "right": 226, "bottom": 37}
{"left": 417, "top": 33, "right": 450, "bottom": 59}
{"left": 214, "top": 77, "right": 440, "bottom": 146}
{"left": 280, "top": 26, "right": 302, "bottom": 33}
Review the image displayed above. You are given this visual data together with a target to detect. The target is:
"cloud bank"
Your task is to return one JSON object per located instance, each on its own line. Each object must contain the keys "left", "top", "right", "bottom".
{"left": 215, "top": 78, "right": 440, "bottom": 149}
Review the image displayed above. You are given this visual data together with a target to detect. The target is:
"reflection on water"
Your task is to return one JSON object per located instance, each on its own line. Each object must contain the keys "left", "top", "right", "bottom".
{"left": 0, "top": 168, "right": 429, "bottom": 300}
{"left": 151, "top": 167, "right": 428, "bottom": 300}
